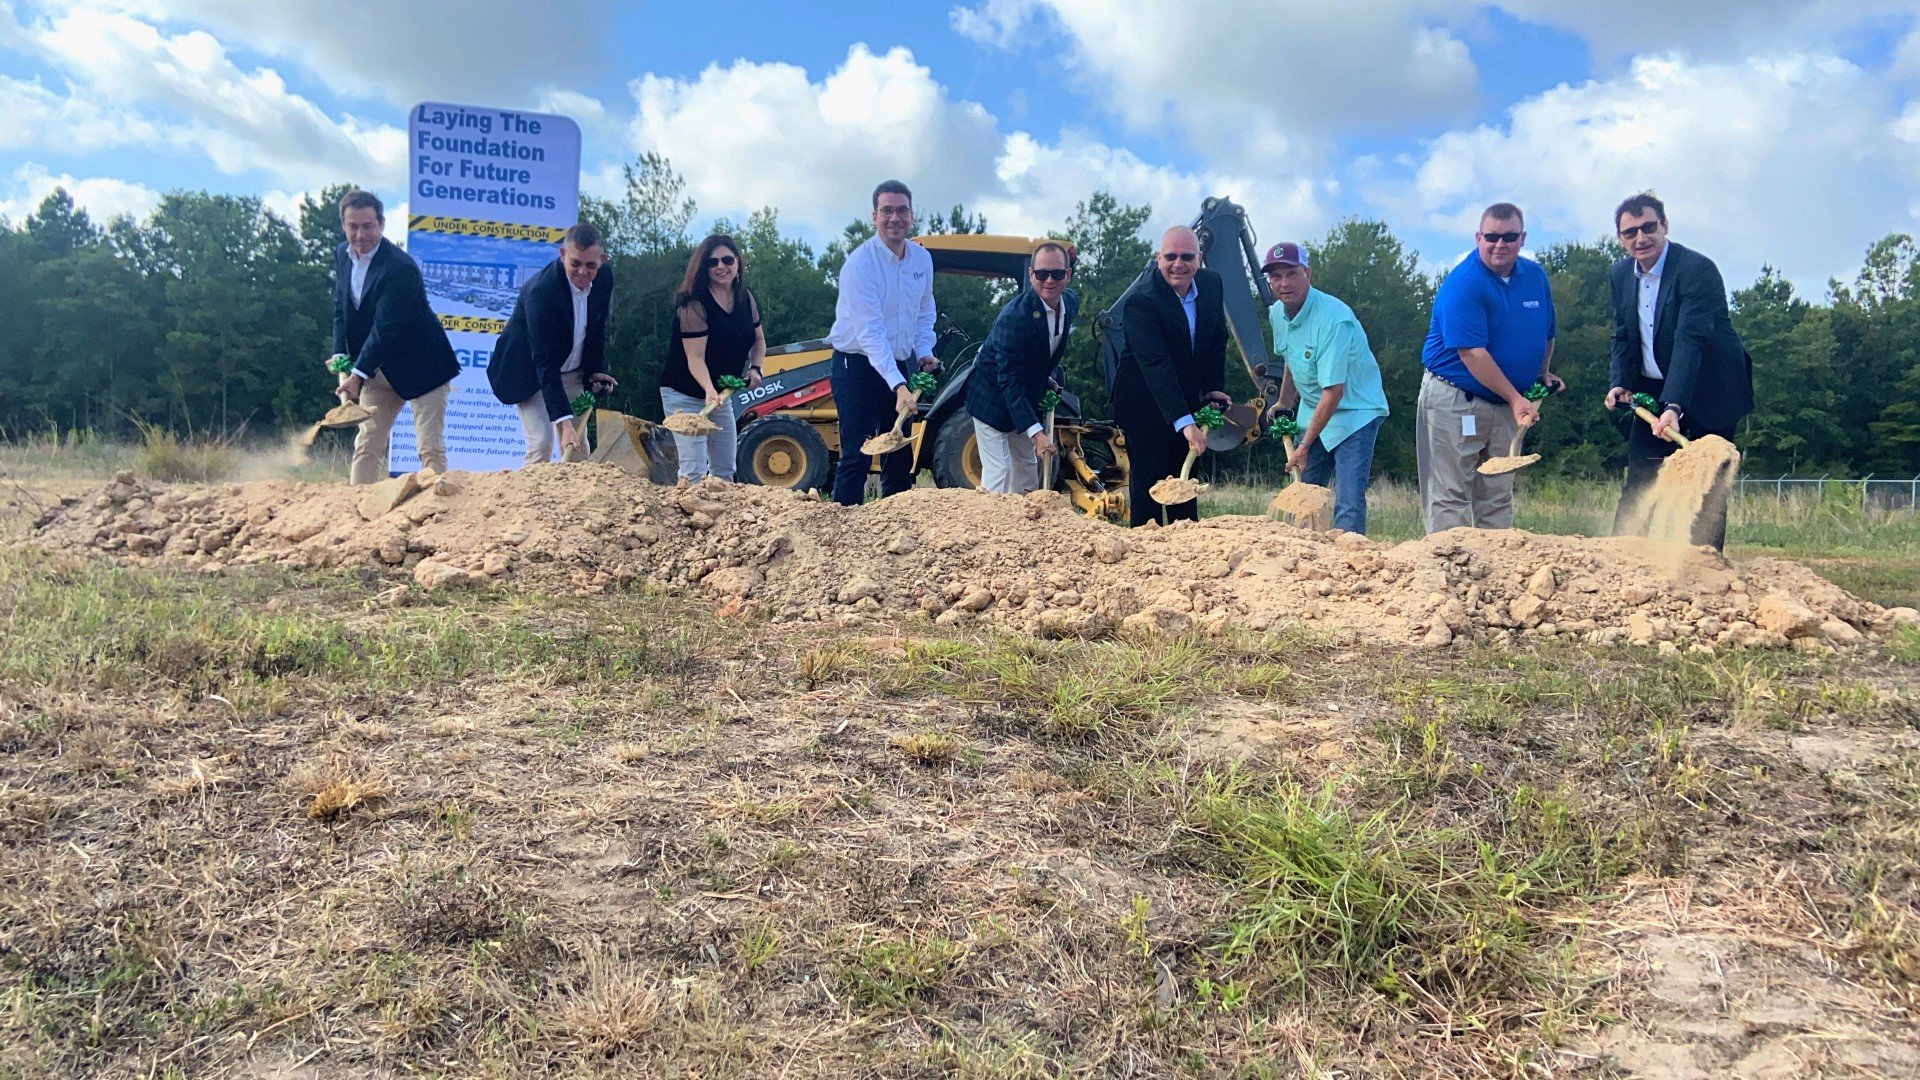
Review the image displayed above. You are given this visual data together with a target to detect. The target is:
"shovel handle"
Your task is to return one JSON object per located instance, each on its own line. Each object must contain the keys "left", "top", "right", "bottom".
{"left": 1281, "top": 435, "right": 1302, "bottom": 483}
{"left": 1631, "top": 405, "right": 1690, "bottom": 447}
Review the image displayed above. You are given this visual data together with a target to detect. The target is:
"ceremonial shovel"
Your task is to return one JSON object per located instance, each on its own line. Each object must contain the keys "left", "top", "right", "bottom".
{"left": 1265, "top": 416, "right": 1332, "bottom": 520}
{"left": 1478, "top": 382, "right": 1553, "bottom": 475}
{"left": 1149, "top": 406, "right": 1225, "bottom": 506}
{"left": 662, "top": 374, "right": 747, "bottom": 437}
{"left": 298, "top": 354, "right": 375, "bottom": 449}
{"left": 861, "top": 371, "right": 939, "bottom": 457}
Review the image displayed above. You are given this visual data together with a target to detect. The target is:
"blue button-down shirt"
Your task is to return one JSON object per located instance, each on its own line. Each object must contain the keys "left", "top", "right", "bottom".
{"left": 1174, "top": 280, "right": 1199, "bottom": 431}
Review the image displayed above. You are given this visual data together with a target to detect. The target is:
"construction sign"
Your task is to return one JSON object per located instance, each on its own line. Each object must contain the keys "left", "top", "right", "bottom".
{"left": 392, "top": 102, "right": 581, "bottom": 474}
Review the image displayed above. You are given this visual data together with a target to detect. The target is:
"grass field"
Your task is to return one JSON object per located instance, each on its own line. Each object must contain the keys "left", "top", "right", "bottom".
{"left": 2, "top": 437, "right": 1918, "bottom": 1076}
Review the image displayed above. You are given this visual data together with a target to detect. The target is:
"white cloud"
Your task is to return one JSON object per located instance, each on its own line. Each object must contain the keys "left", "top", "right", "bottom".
{"left": 17, "top": 7, "right": 404, "bottom": 188}
{"left": 628, "top": 45, "right": 1006, "bottom": 236}
{"left": 0, "top": 162, "right": 159, "bottom": 223}
{"left": 0, "top": 72, "right": 159, "bottom": 151}
{"left": 30, "top": 0, "right": 612, "bottom": 107}
{"left": 1491, "top": 1, "right": 1917, "bottom": 60}
{"left": 948, "top": 0, "right": 1481, "bottom": 151}
{"left": 1368, "top": 52, "right": 1920, "bottom": 288}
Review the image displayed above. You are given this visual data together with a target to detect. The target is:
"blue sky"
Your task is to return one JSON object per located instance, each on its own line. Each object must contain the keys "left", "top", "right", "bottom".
{"left": 2, "top": 1, "right": 1917, "bottom": 293}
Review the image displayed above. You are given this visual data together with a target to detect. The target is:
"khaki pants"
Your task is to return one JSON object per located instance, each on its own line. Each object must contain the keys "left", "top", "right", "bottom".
{"left": 351, "top": 371, "right": 449, "bottom": 485}
{"left": 516, "top": 370, "right": 587, "bottom": 466}
{"left": 1414, "top": 372, "right": 1517, "bottom": 533}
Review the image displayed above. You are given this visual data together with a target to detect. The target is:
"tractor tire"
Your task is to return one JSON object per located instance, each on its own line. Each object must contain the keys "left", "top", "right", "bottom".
{"left": 737, "top": 415, "right": 832, "bottom": 492}
{"left": 930, "top": 408, "right": 984, "bottom": 490}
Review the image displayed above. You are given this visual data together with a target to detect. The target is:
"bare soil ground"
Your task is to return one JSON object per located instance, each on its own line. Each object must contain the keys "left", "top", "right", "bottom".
{"left": 3, "top": 472, "right": 1918, "bottom": 1077}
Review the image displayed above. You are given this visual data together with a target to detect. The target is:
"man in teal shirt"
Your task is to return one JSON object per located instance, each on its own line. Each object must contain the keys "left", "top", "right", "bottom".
{"left": 1264, "top": 242, "right": 1390, "bottom": 534}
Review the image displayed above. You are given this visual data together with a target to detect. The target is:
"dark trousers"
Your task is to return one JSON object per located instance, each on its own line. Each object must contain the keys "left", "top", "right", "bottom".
{"left": 830, "top": 351, "right": 916, "bottom": 507}
{"left": 1122, "top": 421, "right": 1200, "bottom": 528}
{"left": 1614, "top": 375, "right": 1736, "bottom": 549}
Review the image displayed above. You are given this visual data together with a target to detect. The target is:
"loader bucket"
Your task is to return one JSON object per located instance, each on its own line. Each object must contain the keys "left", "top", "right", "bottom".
{"left": 588, "top": 409, "right": 679, "bottom": 484}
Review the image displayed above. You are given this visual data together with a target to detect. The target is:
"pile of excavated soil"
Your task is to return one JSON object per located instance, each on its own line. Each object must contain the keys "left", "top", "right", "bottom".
{"left": 27, "top": 466, "right": 1917, "bottom": 651}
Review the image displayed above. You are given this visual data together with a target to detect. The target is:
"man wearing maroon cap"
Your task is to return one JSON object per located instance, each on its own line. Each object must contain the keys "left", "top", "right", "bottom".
{"left": 1264, "top": 242, "right": 1390, "bottom": 534}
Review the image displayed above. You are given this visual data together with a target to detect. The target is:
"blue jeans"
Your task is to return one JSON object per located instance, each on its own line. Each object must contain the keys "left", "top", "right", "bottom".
{"left": 1301, "top": 415, "right": 1382, "bottom": 535}
{"left": 658, "top": 386, "right": 738, "bottom": 481}
{"left": 830, "top": 351, "right": 916, "bottom": 506}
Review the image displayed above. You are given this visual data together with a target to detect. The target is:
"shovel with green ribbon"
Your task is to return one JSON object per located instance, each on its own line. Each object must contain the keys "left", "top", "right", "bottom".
{"left": 1037, "top": 386, "right": 1061, "bottom": 490}
{"left": 298, "top": 353, "right": 375, "bottom": 449}
{"left": 1265, "top": 414, "right": 1332, "bottom": 519}
{"left": 1149, "top": 405, "right": 1224, "bottom": 507}
{"left": 662, "top": 373, "right": 747, "bottom": 437}
{"left": 1479, "top": 381, "right": 1553, "bottom": 475}
{"left": 862, "top": 371, "right": 939, "bottom": 456}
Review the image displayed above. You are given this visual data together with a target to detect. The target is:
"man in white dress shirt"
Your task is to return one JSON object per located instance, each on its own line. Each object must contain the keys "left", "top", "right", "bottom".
{"left": 825, "top": 179, "right": 940, "bottom": 506}
{"left": 486, "top": 224, "right": 617, "bottom": 465}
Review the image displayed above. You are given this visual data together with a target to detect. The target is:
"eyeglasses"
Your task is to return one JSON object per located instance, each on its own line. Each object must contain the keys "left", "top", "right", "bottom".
{"left": 1159, "top": 251, "right": 1197, "bottom": 263}
{"left": 1617, "top": 221, "right": 1662, "bottom": 239}
{"left": 875, "top": 207, "right": 913, "bottom": 219}
{"left": 1031, "top": 267, "right": 1069, "bottom": 281}
{"left": 704, "top": 254, "right": 736, "bottom": 268}
{"left": 1479, "top": 231, "right": 1523, "bottom": 245}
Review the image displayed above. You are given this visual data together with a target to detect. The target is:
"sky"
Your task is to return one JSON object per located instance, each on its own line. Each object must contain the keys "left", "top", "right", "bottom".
{"left": 1, "top": 0, "right": 1917, "bottom": 295}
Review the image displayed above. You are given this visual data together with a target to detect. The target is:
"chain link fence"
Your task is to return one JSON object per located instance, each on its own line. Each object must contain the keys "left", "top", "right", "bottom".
{"left": 1737, "top": 476, "right": 1920, "bottom": 513}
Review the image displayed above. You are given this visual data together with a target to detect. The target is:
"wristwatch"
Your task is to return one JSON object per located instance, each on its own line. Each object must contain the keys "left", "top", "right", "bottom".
{"left": 1662, "top": 403, "right": 1685, "bottom": 420}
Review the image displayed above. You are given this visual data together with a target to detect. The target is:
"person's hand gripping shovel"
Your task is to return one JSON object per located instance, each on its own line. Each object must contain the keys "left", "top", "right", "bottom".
{"left": 1478, "top": 381, "right": 1554, "bottom": 476}
{"left": 298, "top": 354, "right": 376, "bottom": 451}
{"left": 662, "top": 374, "right": 747, "bottom": 437}
{"left": 861, "top": 371, "right": 939, "bottom": 457}
{"left": 1265, "top": 415, "right": 1332, "bottom": 520}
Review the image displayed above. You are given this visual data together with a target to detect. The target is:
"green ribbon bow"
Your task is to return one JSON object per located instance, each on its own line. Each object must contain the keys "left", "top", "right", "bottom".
{"left": 1523, "top": 382, "right": 1552, "bottom": 402}
{"left": 1038, "top": 389, "right": 1062, "bottom": 413}
{"left": 569, "top": 391, "right": 596, "bottom": 420}
{"left": 906, "top": 371, "right": 939, "bottom": 396}
{"left": 717, "top": 374, "right": 747, "bottom": 392}
{"left": 1192, "top": 405, "right": 1226, "bottom": 431}
{"left": 1630, "top": 392, "right": 1659, "bottom": 412}
{"left": 326, "top": 354, "right": 353, "bottom": 375}
{"left": 1266, "top": 415, "right": 1302, "bottom": 440}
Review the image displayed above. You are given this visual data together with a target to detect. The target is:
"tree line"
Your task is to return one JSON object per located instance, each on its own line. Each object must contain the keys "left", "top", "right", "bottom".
{"left": 3, "top": 154, "right": 1917, "bottom": 479}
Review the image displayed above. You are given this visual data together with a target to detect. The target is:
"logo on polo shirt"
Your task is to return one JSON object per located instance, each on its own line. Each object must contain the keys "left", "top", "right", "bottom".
{"left": 1523, "top": 300, "right": 1541, "bottom": 308}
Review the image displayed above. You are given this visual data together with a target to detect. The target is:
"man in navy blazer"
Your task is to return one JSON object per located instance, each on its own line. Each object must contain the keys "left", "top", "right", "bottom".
{"left": 488, "top": 224, "right": 617, "bottom": 465}
{"left": 1604, "top": 193, "right": 1754, "bottom": 549}
{"left": 1111, "top": 226, "right": 1231, "bottom": 526}
{"left": 331, "top": 189, "right": 460, "bottom": 484}
{"left": 965, "top": 241, "right": 1079, "bottom": 494}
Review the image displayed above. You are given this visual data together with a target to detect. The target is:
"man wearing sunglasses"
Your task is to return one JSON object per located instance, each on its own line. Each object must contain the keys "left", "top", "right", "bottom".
{"left": 964, "top": 241, "right": 1079, "bottom": 494}
{"left": 826, "top": 179, "right": 940, "bottom": 506}
{"left": 1604, "top": 193, "right": 1753, "bottom": 549}
{"left": 488, "top": 223, "right": 617, "bottom": 465}
{"left": 1111, "top": 225, "right": 1231, "bottom": 526}
{"left": 1416, "top": 202, "right": 1559, "bottom": 533}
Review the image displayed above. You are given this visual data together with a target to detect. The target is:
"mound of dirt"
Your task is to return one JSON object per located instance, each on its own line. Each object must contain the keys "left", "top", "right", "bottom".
{"left": 28, "top": 467, "right": 1918, "bottom": 650}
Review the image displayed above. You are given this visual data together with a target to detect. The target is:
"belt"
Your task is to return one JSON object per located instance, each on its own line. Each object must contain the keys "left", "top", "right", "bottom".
{"left": 1425, "top": 370, "right": 1498, "bottom": 405}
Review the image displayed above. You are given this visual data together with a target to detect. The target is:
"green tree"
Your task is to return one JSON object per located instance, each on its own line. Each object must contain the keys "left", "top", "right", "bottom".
{"left": 1056, "top": 191, "right": 1154, "bottom": 418}
{"left": 295, "top": 182, "right": 360, "bottom": 266}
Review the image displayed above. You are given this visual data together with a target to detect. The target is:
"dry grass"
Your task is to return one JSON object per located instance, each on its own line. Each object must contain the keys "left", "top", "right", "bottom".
{"left": 0, "top": 517, "right": 1917, "bottom": 1076}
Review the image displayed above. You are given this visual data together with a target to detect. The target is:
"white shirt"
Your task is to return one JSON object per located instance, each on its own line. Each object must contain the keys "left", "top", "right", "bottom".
{"left": 1024, "top": 296, "right": 1067, "bottom": 438}
{"left": 1637, "top": 243, "right": 1670, "bottom": 380}
{"left": 827, "top": 235, "right": 937, "bottom": 388}
{"left": 349, "top": 245, "right": 374, "bottom": 308}
{"left": 560, "top": 280, "right": 590, "bottom": 374}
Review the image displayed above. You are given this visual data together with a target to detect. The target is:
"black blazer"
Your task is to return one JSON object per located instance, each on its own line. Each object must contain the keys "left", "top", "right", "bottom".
{"left": 966, "top": 287, "right": 1078, "bottom": 434}
{"left": 488, "top": 258, "right": 614, "bottom": 423}
{"left": 1111, "top": 266, "right": 1227, "bottom": 431}
{"left": 1609, "top": 241, "right": 1754, "bottom": 431}
{"left": 331, "top": 239, "right": 460, "bottom": 401}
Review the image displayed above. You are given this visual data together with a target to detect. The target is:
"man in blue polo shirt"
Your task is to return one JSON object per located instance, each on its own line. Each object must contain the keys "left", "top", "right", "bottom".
{"left": 1264, "top": 242, "right": 1390, "bottom": 534}
{"left": 1416, "top": 202, "right": 1562, "bottom": 533}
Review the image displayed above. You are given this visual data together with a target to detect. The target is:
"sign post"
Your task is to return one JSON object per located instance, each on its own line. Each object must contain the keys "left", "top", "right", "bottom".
{"left": 399, "top": 102, "right": 581, "bottom": 473}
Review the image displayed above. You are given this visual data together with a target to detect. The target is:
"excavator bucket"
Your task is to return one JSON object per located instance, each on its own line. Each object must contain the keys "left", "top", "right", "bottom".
{"left": 588, "top": 409, "right": 679, "bottom": 484}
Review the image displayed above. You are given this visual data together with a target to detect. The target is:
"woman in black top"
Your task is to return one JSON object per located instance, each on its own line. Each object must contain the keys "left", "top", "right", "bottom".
{"left": 660, "top": 234, "right": 765, "bottom": 481}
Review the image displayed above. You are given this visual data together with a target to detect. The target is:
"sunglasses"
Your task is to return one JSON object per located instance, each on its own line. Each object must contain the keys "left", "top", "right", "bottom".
{"left": 1031, "top": 267, "right": 1069, "bottom": 282}
{"left": 1618, "top": 221, "right": 1662, "bottom": 239}
{"left": 1479, "top": 231, "right": 1523, "bottom": 245}
{"left": 704, "top": 254, "right": 736, "bottom": 268}
{"left": 1159, "top": 251, "right": 1197, "bottom": 263}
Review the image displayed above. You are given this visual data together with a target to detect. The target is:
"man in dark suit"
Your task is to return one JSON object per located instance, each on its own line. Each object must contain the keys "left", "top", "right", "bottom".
{"left": 965, "top": 241, "right": 1079, "bottom": 494}
{"left": 332, "top": 189, "right": 461, "bottom": 484}
{"left": 1605, "top": 193, "right": 1754, "bottom": 549}
{"left": 488, "top": 223, "right": 617, "bottom": 465}
{"left": 1111, "top": 226, "right": 1230, "bottom": 526}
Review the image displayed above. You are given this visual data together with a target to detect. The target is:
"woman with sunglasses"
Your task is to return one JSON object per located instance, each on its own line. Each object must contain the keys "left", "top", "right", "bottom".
{"left": 660, "top": 234, "right": 765, "bottom": 481}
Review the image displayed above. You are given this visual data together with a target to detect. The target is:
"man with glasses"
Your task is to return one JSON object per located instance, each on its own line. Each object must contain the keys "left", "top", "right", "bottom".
{"left": 488, "top": 223, "right": 617, "bottom": 465}
{"left": 1416, "top": 202, "right": 1560, "bottom": 533}
{"left": 1604, "top": 193, "right": 1753, "bottom": 549}
{"left": 1112, "top": 226, "right": 1231, "bottom": 527}
{"left": 965, "top": 241, "right": 1079, "bottom": 494}
{"left": 826, "top": 179, "right": 940, "bottom": 506}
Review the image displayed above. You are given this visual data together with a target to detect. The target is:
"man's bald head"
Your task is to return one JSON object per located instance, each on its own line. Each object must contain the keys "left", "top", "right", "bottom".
{"left": 1156, "top": 226, "right": 1200, "bottom": 292}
